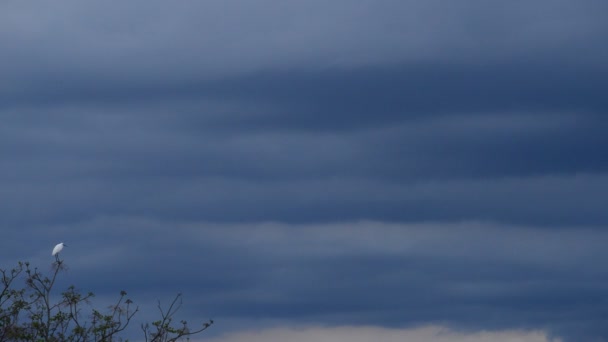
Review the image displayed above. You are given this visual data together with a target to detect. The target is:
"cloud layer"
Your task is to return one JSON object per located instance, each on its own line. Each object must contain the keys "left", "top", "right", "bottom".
{"left": 1, "top": 1, "right": 607, "bottom": 341}
{"left": 203, "top": 325, "right": 559, "bottom": 342}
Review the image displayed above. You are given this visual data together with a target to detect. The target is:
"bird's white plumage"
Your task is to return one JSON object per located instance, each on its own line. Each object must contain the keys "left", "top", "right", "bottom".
{"left": 52, "top": 242, "right": 65, "bottom": 256}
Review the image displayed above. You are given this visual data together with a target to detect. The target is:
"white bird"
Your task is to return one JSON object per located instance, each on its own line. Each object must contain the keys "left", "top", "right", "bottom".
{"left": 52, "top": 242, "right": 66, "bottom": 256}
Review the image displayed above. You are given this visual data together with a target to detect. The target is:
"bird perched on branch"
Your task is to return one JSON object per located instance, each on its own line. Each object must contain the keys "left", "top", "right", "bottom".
{"left": 52, "top": 242, "right": 67, "bottom": 261}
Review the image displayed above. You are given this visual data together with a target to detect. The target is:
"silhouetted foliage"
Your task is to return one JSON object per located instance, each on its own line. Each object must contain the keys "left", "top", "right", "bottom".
{"left": 0, "top": 259, "right": 212, "bottom": 341}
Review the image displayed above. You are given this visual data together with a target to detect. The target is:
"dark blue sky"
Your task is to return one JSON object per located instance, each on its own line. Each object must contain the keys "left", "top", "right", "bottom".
{"left": 2, "top": 1, "right": 608, "bottom": 341}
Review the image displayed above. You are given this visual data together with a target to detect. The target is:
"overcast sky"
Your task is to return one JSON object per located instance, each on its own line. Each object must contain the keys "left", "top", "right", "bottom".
{"left": 2, "top": 1, "right": 608, "bottom": 341}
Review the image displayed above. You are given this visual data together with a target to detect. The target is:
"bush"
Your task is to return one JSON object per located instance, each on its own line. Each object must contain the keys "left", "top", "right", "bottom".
{"left": 0, "top": 259, "right": 213, "bottom": 341}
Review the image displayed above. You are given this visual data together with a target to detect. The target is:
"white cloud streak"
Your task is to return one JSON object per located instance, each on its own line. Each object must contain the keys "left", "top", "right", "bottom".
{"left": 201, "top": 325, "right": 559, "bottom": 342}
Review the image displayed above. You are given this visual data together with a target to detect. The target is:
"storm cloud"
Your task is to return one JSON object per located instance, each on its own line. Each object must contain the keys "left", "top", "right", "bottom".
{"left": 2, "top": 1, "right": 608, "bottom": 341}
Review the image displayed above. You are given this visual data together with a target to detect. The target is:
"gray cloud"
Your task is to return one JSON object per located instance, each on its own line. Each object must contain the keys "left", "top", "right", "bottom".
{"left": 203, "top": 326, "right": 558, "bottom": 342}
{"left": 7, "top": 220, "right": 608, "bottom": 339}
{"left": 2, "top": 1, "right": 608, "bottom": 341}
{"left": 2, "top": 0, "right": 607, "bottom": 97}
{"left": 2, "top": 105, "right": 607, "bottom": 227}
